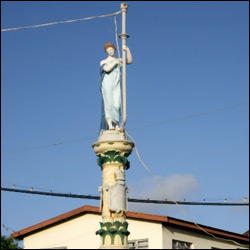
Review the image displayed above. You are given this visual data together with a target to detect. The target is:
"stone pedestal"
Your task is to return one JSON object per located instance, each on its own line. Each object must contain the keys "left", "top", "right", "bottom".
{"left": 92, "top": 130, "right": 134, "bottom": 249}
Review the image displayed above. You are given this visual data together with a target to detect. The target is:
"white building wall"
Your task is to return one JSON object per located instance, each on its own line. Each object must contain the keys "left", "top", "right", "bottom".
{"left": 23, "top": 214, "right": 163, "bottom": 249}
{"left": 23, "top": 214, "right": 100, "bottom": 249}
{"left": 162, "top": 225, "right": 248, "bottom": 249}
{"left": 127, "top": 219, "right": 163, "bottom": 249}
{"left": 22, "top": 214, "right": 248, "bottom": 249}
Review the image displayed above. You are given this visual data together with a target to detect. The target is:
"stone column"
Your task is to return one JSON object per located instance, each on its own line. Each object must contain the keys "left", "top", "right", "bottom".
{"left": 92, "top": 130, "right": 134, "bottom": 249}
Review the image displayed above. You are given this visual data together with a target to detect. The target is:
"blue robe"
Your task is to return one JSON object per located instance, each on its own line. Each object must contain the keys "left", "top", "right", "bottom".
{"left": 100, "top": 60, "right": 121, "bottom": 130}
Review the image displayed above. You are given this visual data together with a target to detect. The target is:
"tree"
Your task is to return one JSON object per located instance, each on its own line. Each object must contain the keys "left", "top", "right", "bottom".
{"left": 1, "top": 235, "right": 22, "bottom": 249}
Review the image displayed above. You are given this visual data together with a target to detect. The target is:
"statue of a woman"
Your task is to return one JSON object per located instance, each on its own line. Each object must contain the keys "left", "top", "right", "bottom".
{"left": 100, "top": 42, "right": 132, "bottom": 131}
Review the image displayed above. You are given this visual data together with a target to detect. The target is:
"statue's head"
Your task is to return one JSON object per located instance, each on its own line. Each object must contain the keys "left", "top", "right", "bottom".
{"left": 104, "top": 42, "right": 116, "bottom": 52}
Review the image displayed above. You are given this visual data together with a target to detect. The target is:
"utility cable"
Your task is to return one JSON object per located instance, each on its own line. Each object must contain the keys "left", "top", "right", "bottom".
{"left": 125, "top": 131, "right": 249, "bottom": 248}
{"left": 1, "top": 188, "right": 249, "bottom": 246}
{"left": 1, "top": 187, "right": 249, "bottom": 206}
{"left": 4, "top": 184, "right": 249, "bottom": 204}
{"left": 4, "top": 102, "right": 248, "bottom": 154}
{"left": 2, "top": 224, "right": 16, "bottom": 233}
{"left": 5, "top": 135, "right": 96, "bottom": 153}
{"left": 2, "top": 187, "right": 249, "bottom": 246}
{"left": 1, "top": 11, "right": 122, "bottom": 32}
{"left": 114, "top": 14, "right": 121, "bottom": 62}
{"left": 127, "top": 102, "right": 248, "bottom": 132}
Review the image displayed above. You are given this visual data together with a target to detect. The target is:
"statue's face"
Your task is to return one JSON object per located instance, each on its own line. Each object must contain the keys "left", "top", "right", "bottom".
{"left": 106, "top": 47, "right": 115, "bottom": 56}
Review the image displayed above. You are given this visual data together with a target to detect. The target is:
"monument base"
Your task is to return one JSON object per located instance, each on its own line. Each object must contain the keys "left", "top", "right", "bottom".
{"left": 98, "top": 129, "right": 128, "bottom": 142}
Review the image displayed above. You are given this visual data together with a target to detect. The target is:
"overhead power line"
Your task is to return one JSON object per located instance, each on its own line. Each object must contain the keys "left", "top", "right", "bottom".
{"left": 127, "top": 102, "right": 249, "bottom": 132}
{"left": 1, "top": 10, "right": 122, "bottom": 32}
{"left": 1, "top": 187, "right": 249, "bottom": 206}
{"left": 4, "top": 102, "right": 248, "bottom": 154}
{"left": 2, "top": 224, "right": 15, "bottom": 233}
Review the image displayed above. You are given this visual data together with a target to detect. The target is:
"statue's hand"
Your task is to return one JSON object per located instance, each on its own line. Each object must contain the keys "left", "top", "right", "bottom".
{"left": 117, "top": 58, "right": 122, "bottom": 66}
{"left": 123, "top": 45, "right": 129, "bottom": 51}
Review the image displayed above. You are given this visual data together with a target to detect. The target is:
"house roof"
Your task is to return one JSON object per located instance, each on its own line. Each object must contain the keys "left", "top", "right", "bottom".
{"left": 244, "top": 230, "right": 249, "bottom": 236}
{"left": 11, "top": 205, "right": 249, "bottom": 244}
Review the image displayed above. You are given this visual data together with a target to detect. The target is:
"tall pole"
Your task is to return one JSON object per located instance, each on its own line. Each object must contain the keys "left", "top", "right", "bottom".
{"left": 120, "top": 3, "right": 129, "bottom": 130}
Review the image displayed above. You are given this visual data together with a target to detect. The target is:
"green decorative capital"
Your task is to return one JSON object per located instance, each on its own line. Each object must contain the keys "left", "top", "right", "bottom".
{"left": 96, "top": 221, "right": 130, "bottom": 245}
{"left": 97, "top": 150, "right": 131, "bottom": 170}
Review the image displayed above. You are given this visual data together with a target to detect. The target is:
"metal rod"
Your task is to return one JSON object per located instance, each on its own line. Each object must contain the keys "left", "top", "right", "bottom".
{"left": 120, "top": 3, "right": 129, "bottom": 130}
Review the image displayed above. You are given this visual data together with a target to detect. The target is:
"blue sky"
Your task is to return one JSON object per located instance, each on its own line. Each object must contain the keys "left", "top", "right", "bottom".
{"left": 1, "top": 0, "right": 249, "bottom": 244}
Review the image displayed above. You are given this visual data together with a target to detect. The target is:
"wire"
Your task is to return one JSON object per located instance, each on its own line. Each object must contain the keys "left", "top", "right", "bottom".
{"left": 4, "top": 102, "right": 248, "bottom": 154}
{"left": 11, "top": 184, "right": 59, "bottom": 193}
{"left": 4, "top": 184, "right": 249, "bottom": 204}
{"left": 1, "top": 11, "right": 122, "bottom": 32}
{"left": 114, "top": 14, "right": 121, "bottom": 62}
{"left": 5, "top": 135, "right": 96, "bottom": 153}
{"left": 1, "top": 187, "right": 249, "bottom": 206}
{"left": 1, "top": 187, "right": 100, "bottom": 200}
{"left": 1, "top": 187, "right": 249, "bottom": 246}
{"left": 125, "top": 130, "right": 249, "bottom": 248}
{"left": 2, "top": 224, "right": 16, "bottom": 233}
{"left": 127, "top": 102, "right": 249, "bottom": 132}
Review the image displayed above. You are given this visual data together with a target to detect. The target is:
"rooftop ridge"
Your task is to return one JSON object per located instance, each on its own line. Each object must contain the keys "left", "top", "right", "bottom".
{"left": 11, "top": 205, "right": 249, "bottom": 243}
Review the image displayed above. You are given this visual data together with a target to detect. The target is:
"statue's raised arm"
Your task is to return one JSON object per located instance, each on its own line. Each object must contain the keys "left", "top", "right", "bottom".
{"left": 99, "top": 42, "right": 132, "bottom": 131}
{"left": 123, "top": 45, "right": 133, "bottom": 64}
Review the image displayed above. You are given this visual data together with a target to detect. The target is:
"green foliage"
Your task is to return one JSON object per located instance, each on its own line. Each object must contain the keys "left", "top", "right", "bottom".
{"left": 1, "top": 235, "right": 22, "bottom": 249}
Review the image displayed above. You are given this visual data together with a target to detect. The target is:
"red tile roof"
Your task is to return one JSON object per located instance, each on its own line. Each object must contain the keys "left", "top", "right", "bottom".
{"left": 11, "top": 205, "right": 249, "bottom": 244}
{"left": 244, "top": 230, "right": 249, "bottom": 236}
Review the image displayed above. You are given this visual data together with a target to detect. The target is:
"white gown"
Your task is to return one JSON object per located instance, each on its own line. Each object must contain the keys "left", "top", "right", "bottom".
{"left": 100, "top": 60, "right": 121, "bottom": 130}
